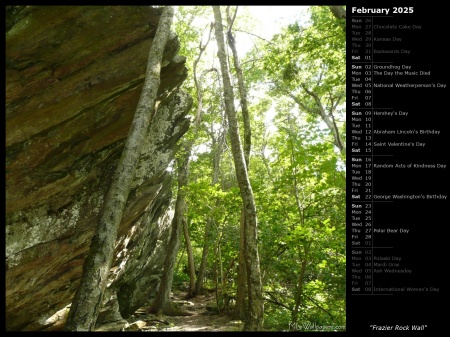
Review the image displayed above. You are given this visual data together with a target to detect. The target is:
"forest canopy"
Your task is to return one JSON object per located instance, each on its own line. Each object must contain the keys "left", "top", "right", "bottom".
{"left": 167, "top": 5, "right": 346, "bottom": 331}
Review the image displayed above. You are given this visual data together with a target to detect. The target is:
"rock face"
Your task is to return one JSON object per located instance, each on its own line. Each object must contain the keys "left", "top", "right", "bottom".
{"left": 6, "top": 6, "right": 192, "bottom": 331}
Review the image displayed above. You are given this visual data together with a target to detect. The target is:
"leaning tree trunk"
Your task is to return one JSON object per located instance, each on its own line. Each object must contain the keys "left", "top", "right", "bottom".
{"left": 226, "top": 6, "right": 252, "bottom": 321}
{"left": 195, "top": 217, "right": 213, "bottom": 295}
{"left": 226, "top": 6, "right": 251, "bottom": 168}
{"left": 195, "top": 133, "right": 224, "bottom": 295}
{"left": 148, "top": 152, "right": 193, "bottom": 317}
{"left": 150, "top": 19, "right": 213, "bottom": 305}
{"left": 64, "top": 6, "right": 174, "bottom": 331}
{"left": 182, "top": 211, "right": 196, "bottom": 298}
{"left": 301, "top": 84, "right": 346, "bottom": 155}
{"left": 212, "top": 6, "right": 264, "bottom": 331}
{"left": 194, "top": 67, "right": 225, "bottom": 296}
{"left": 185, "top": 24, "right": 217, "bottom": 298}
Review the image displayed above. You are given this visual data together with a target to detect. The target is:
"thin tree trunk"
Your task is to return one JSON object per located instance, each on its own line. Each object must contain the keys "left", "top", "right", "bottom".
{"left": 64, "top": 6, "right": 174, "bottom": 331}
{"left": 213, "top": 226, "right": 226, "bottom": 313}
{"left": 193, "top": 23, "right": 214, "bottom": 124}
{"left": 168, "top": 25, "right": 215, "bottom": 299}
{"left": 279, "top": 86, "right": 346, "bottom": 158}
{"left": 218, "top": 230, "right": 228, "bottom": 312}
{"left": 149, "top": 197, "right": 183, "bottom": 315}
{"left": 286, "top": 118, "right": 311, "bottom": 327}
{"left": 291, "top": 241, "right": 311, "bottom": 326}
{"left": 291, "top": 258, "right": 307, "bottom": 326}
{"left": 195, "top": 132, "right": 225, "bottom": 295}
{"left": 303, "top": 85, "right": 346, "bottom": 154}
{"left": 213, "top": 238, "right": 220, "bottom": 314}
{"left": 260, "top": 132, "right": 272, "bottom": 178}
{"left": 226, "top": 7, "right": 253, "bottom": 322}
{"left": 182, "top": 208, "right": 196, "bottom": 298}
{"left": 175, "top": 243, "right": 185, "bottom": 274}
{"left": 223, "top": 257, "right": 236, "bottom": 310}
{"left": 234, "top": 210, "right": 248, "bottom": 320}
{"left": 157, "top": 23, "right": 214, "bottom": 301}
{"left": 212, "top": 222, "right": 224, "bottom": 314}
{"left": 189, "top": 27, "right": 220, "bottom": 298}
{"left": 195, "top": 218, "right": 212, "bottom": 295}
{"left": 212, "top": 6, "right": 264, "bottom": 331}
{"left": 148, "top": 152, "right": 193, "bottom": 317}
{"left": 226, "top": 6, "right": 251, "bottom": 168}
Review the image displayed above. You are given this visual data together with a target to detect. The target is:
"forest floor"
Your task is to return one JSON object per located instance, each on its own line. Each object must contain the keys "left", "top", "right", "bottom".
{"left": 96, "top": 288, "right": 244, "bottom": 332}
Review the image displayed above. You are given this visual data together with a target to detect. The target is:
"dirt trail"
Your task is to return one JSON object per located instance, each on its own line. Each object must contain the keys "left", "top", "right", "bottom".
{"left": 96, "top": 290, "right": 244, "bottom": 332}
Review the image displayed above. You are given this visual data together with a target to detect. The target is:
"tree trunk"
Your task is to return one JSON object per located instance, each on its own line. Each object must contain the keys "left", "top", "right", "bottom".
{"left": 226, "top": 7, "right": 252, "bottom": 322}
{"left": 234, "top": 210, "right": 248, "bottom": 320}
{"left": 218, "top": 241, "right": 227, "bottom": 312}
{"left": 64, "top": 6, "right": 174, "bottom": 331}
{"left": 212, "top": 6, "right": 264, "bottom": 331}
{"left": 288, "top": 86, "right": 346, "bottom": 156}
{"left": 195, "top": 131, "right": 225, "bottom": 295}
{"left": 226, "top": 6, "right": 251, "bottom": 168}
{"left": 329, "top": 6, "right": 346, "bottom": 32}
{"left": 329, "top": 5, "right": 346, "bottom": 20}
{"left": 148, "top": 152, "right": 193, "bottom": 316}
{"left": 195, "top": 218, "right": 212, "bottom": 295}
{"left": 291, "top": 248, "right": 309, "bottom": 326}
{"left": 149, "top": 15, "right": 212, "bottom": 304}
{"left": 291, "top": 259, "right": 307, "bottom": 326}
{"left": 182, "top": 201, "right": 196, "bottom": 298}
{"left": 148, "top": 196, "right": 182, "bottom": 315}
{"left": 213, "top": 238, "right": 220, "bottom": 314}
{"left": 190, "top": 28, "right": 218, "bottom": 298}
{"left": 303, "top": 84, "right": 346, "bottom": 155}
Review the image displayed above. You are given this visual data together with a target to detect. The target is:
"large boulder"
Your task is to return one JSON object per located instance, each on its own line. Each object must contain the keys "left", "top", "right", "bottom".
{"left": 6, "top": 6, "right": 192, "bottom": 331}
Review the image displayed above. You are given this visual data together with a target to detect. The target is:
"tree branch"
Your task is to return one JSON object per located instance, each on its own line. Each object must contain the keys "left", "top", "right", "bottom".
{"left": 233, "top": 28, "right": 275, "bottom": 45}
{"left": 302, "top": 293, "right": 335, "bottom": 319}
{"left": 264, "top": 291, "right": 292, "bottom": 311}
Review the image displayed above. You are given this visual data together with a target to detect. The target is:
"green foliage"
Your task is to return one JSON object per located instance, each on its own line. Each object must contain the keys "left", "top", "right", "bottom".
{"left": 244, "top": 6, "right": 346, "bottom": 155}
{"left": 264, "top": 306, "right": 292, "bottom": 331}
{"left": 173, "top": 269, "right": 191, "bottom": 286}
{"left": 169, "top": 6, "right": 346, "bottom": 330}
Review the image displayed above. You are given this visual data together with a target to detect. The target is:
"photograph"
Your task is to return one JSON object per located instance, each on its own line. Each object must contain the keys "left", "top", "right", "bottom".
{"left": 5, "top": 3, "right": 444, "bottom": 334}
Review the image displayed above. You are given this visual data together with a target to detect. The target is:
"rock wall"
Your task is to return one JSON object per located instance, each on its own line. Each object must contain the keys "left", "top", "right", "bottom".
{"left": 6, "top": 6, "right": 192, "bottom": 331}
